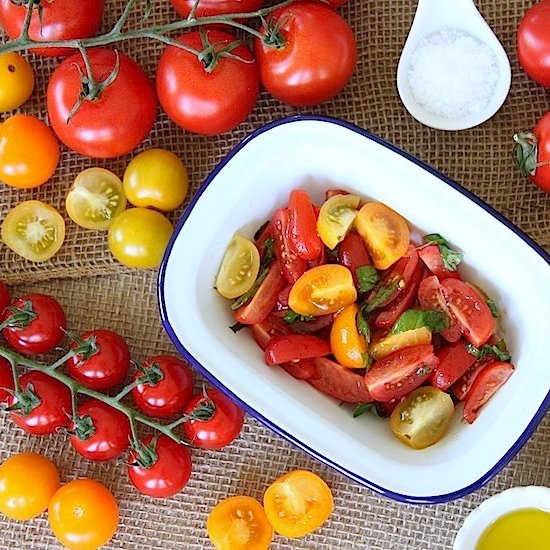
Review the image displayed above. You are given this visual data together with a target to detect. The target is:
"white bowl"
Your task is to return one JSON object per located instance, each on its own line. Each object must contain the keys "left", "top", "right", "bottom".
{"left": 453, "top": 486, "right": 550, "bottom": 548}
{"left": 158, "top": 116, "right": 550, "bottom": 503}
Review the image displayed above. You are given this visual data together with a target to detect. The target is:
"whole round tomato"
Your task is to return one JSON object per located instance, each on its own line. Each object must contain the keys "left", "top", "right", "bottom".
{"left": 69, "top": 399, "right": 131, "bottom": 461}
{"left": 47, "top": 48, "right": 157, "bottom": 158}
{"left": 123, "top": 148, "right": 189, "bottom": 211}
{"left": 0, "top": 0, "right": 104, "bottom": 57}
{"left": 255, "top": 2, "right": 357, "bottom": 106}
{"left": 127, "top": 435, "right": 192, "bottom": 498}
{"left": 170, "top": 0, "right": 262, "bottom": 18}
{"left": 517, "top": 0, "right": 550, "bottom": 87}
{"left": 0, "top": 52, "right": 34, "bottom": 111}
{"left": 0, "top": 452, "right": 60, "bottom": 521}
{"left": 182, "top": 388, "right": 244, "bottom": 450}
{"left": 131, "top": 355, "right": 194, "bottom": 418}
{"left": 0, "top": 357, "right": 14, "bottom": 402}
{"left": 48, "top": 479, "right": 119, "bottom": 550}
{"left": 1, "top": 293, "right": 67, "bottom": 355}
{"left": 67, "top": 329, "right": 131, "bottom": 391}
{"left": 107, "top": 207, "right": 173, "bottom": 269}
{"left": 156, "top": 29, "right": 259, "bottom": 135}
{"left": 0, "top": 114, "right": 59, "bottom": 188}
{"left": 8, "top": 371, "right": 72, "bottom": 435}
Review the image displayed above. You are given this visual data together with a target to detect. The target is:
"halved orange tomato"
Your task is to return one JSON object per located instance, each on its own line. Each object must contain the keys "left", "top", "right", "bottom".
{"left": 288, "top": 264, "right": 356, "bottom": 316}
{"left": 355, "top": 202, "right": 410, "bottom": 270}
{"left": 330, "top": 302, "right": 367, "bottom": 368}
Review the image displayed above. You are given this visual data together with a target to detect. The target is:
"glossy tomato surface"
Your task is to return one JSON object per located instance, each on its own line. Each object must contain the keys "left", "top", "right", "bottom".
{"left": 171, "top": 0, "right": 262, "bottom": 18}
{"left": 47, "top": 48, "right": 157, "bottom": 158}
{"left": 0, "top": 52, "right": 34, "bottom": 111}
{"left": 0, "top": 357, "right": 14, "bottom": 402}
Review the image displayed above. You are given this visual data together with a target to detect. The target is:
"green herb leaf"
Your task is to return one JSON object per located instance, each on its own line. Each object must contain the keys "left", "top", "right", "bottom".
{"left": 230, "top": 267, "right": 269, "bottom": 310}
{"left": 423, "top": 233, "right": 463, "bottom": 271}
{"left": 356, "top": 265, "right": 379, "bottom": 293}
{"left": 229, "top": 322, "right": 245, "bottom": 333}
{"left": 486, "top": 298, "right": 500, "bottom": 318}
{"left": 254, "top": 220, "right": 270, "bottom": 241}
{"left": 353, "top": 403, "right": 381, "bottom": 418}
{"left": 283, "top": 310, "right": 314, "bottom": 324}
{"left": 260, "top": 237, "right": 275, "bottom": 268}
{"left": 356, "top": 306, "right": 371, "bottom": 344}
{"left": 364, "top": 279, "right": 399, "bottom": 314}
{"left": 391, "top": 309, "right": 449, "bottom": 334}
{"left": 466, "top": 339, "right": 511, "bottom": 362}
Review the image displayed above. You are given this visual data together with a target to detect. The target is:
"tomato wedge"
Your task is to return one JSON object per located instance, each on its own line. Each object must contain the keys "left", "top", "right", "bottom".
{"left": 430, "top": 341, "right": 477, "bottom": 390}
{"left": 369, "top": 326, "right": 432, "bottom": 360}
{"left": 330, "top": 303, "right": 366, "bottom": 368}
{"left": 264, "top": 334, "right": 330, "bottom": 365}
{"left": 271, "top": 208, "right": 308, "bottom": 283}
{"left": 337, "top": 230, "right": 372, "bottom": 287}
{"left": 418, "top": 243, "right": 461, "bottom": 280}
{"left": 288, "top": 190, "right": 322, "bottom": 261}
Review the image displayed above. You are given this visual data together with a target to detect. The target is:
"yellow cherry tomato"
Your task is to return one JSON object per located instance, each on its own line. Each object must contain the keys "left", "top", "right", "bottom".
{"left": 355, "top": 202, "right": 410, "bottom": 270}
{"left": 263, "top": 470, "right": 334, "bottom": 538}
{"left": 0, "top": 114, "right": 59, "bottom": 188}
{"left": 0, "top": 452, "right": 60, "bottom": 521}
{"left": 207, "top": 495, "right": 273, "bottom": 550}
{"left": 289, "top": 264, "right": 357, "bottom": 316}
{"left": 48, "top": 479, "right": 119, "bottom": 550}
{"left": 65, "top": 167, "right": 127, "bottom": 230}
{"left": 1, "top": 200, "right": 65, "bottom": 262}
{"left": 123, "top": 148, "right": 189, "bottom": 211}
{"left": 330, "top": 302, "right": 367, "bottom": 368}
{"left": 0, "top": 52, "right": 34, "bottom": 111}
{"left": 107, "top": 207, "right": 173, "bottom": 268}
{"left": 370, "top": 326, "right": 432, "bottom": 360}
{"left": 316, "top": 193, "right": 360, "bottom": 249}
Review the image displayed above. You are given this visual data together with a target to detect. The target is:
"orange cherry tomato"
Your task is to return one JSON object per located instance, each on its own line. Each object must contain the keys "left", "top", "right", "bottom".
{"left": 288, "top": 264, "right": 357, "bottom": 316}
{"left": 263, "top": 470, "right": 334, "bottom": 538}
{"left": 207, "top": 495, "right": 273, "bottom": 550}
{"left": 330, "top": 302, "right": 367, "bottom": 368}
{"left": 0, "top": 114, "right": 59, "bottom": 188}
{"left": 369, "top": 326, "right": 432, "bottom": 360}
{"left": 355, "top": 202, "right": 410, "bottom": 270}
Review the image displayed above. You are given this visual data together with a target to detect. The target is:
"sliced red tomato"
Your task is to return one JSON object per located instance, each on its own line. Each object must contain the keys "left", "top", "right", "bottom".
{"left": 271, "top": 208, "right": 308, "bottom": 283}
{"left": 280, "top": 360, "right": 317, "bottom": 380}
{"left": 462, "top": 361, "right": 514, "bottom": 423}
{"left": 451, "top": 355, "right": 500, "bottom": 400}
{"left": 264, "top": 334, "right": 331, "bottom": 365}
{"left": 418, "top": 243, "right": 461, "bottom": 280}
{"left": 430, "top": 341, "right": 477, "bottom": 390}
{"left": 288, "top": 190, "right": 322, "bottom": 261}
{"left": 337, "top": 231, "right": 372, "bottom": 287}
{"left": 251, "top": 315, "right": 292, "bottom": 349}
{"left": 364, "top": 344, "right": 439, "bottom": 402}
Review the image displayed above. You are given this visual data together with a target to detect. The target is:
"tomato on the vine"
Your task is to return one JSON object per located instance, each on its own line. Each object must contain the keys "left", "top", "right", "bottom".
{"left": 47, "top": 48, "right": 157, "bottom": 158}
{"left": 67, "top": 329, "right": 131, "bottom": 391}
{"left": 182, "top": 388, "right": 244, "bottom": 450}
{"left": 8, "top": 371, "right": 72, "bottom": 435}
{"left": 48, "top": 479, "right": 119, "bottom": 550}
{"left": 0, "top": 52, "right": 34, "bottom": 111}
{"left": 127, "top": 435, "right": 192, "bottom": 498}
{"left": 1, "top": 293, "right": 67, "bottom": 355}
{"left": 156, "top": 29, "right": 259, "bottom": 135}
{"left": 0, "top": 0, "right": 104, "bottom": 57}
{"left": 0, "top": 357, "right": 14, "bottom": 402}
{"left": 255, "top": 2, "right": 357, "bottom": 106}
{"left": 170, "top": 0, "right": 263, "bottom": 18}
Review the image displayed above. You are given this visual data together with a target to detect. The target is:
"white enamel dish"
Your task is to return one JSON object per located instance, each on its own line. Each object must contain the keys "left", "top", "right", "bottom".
{"left": 158, "top": 116, "right": 550, "bottom": 504}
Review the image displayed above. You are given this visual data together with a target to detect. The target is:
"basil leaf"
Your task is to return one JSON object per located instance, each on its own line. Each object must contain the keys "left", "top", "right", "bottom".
{"left": 353, "top": 403, "right": 381, "bottom": 418}
{"left": 486, "top": 298, "right": 500, "bottom": 318}
{"left": 356, "top": 265, "right": 379, "bottom": 293}
{"left": 466, "top": 339, "right": 511, "bottom": 362}
{"left": 260, "top": 237, "right": 275, "bottom": 268}
{"left": 364, "top": 279, "right": 399, "bottom": 314}
{"left": 423, "top": 233, "right": 463, "bottom": 271}
{"left": 283, "top": 309, "right": 314, "bottom": 324}
{"left": 230, "top": 267, "right": 269, "bottom": 310}
{"left": 356, "top": 306, "right": 371, "bottom": 344}
{"left": 391, "top": 309, "right": 449, "bottom": 334}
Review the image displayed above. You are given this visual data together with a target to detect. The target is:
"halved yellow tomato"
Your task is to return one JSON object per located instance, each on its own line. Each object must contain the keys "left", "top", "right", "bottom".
{"left": 369, "top": 326, "right": 432, "bottom": 360}
{"left": 263, "top": 470, "right": 334, "bottom": 538}
{"left": 215, "top": 235, "right": 260, "bottom": 299}
{"left": 1, "top": 200, "right": 65, "bottom": 262}
{"left": 288, "top": 264, "right": 356, "bottom": 316}
{"left": 330, "top": 302, "right": 367, "bottom": 368}
{"left": 355, "top": 202, "right": 410, "bottom": 270}
{"left": 65, "top": 168, "right": 127, "bottom": 230}
{"left": 316, "top": 193, "right": 360, "bottom": 249}
{"left": 207, "top": 495, "right": 273, "bottom": 550}
{"left": 0, "top": 52, "right": 34, "bottom": 112}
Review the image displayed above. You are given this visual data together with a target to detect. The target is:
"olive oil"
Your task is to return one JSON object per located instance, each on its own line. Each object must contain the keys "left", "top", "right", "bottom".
{"left": 476, "top": 508, "right": 550, "bottom": 550}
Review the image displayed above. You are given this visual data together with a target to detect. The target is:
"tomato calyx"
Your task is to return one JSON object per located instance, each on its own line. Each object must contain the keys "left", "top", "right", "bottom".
{"left": 67, "top": 413, "right": 96, "bottom": 441}
{"left": 66, "top": 331, "right": 101, "bottom": 363}
{"left": 0, "top": 301, "right": 37, "bottom": 331}
{"left": 197, "top": 28, "right": 250, "bottom": 73}
{"left": 133, "top": 361, "right": 164, "bottom": 387}
{"left": 181, "top": 394, "right": 216, "bottom": 422}
{"left": 6, "top": 383, "right": 41, "bottom": 416}
{"left": 129, "top": 435, "right": 160, "bottom": 469}
{"left": 513, "top": 131, "right": 550, "bottom": 177}
{"left": 260, "top": 13, "right": 288, "bottom": 49}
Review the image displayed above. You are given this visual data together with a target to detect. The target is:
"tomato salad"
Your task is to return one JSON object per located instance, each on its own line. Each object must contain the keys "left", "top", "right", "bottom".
{"left": 215, "top": 189, "right": 514, "bottom": 450}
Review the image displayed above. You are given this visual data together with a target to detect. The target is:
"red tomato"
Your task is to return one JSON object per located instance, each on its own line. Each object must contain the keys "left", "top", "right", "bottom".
{"left": 8, "top": 372, "right": 71, "bottom": 435}
{"left": 326, "top": 0, "right": 347, "bottom": 6}
{"left": 170, "top": 0, "right": 262, "bottom": 18}
{"left": 66, "top": 330, "right": 131, "bottom": 391}
{"left": 255, "top": 2, "right": 357, "bottom": 106}
{"left": 47, "top": 48, "right": 157, "bottom": 158}
{"left": 364, "top": 344, "right": 439, "bottom": 402}
{"left": 271, "top": 208, "right": 308, "bottom": 283}
{"left": 418, "top": 243, "right": 461, "bottom": 280}
{"left": 182, "top": 388, "right": 244, "bottom": 450}
{"left": 288, "top": 190, "right": 322, "bottom": 261}
{"left": 250, "top": 314, "right": 292, "bottom": 349}
{"left": 337, "top": 231, "right": 372, "bottom": 286}
{"left": 0, "top": 357, "right": 14, "bottom": 402}
{"left": 451, "top": 355, "right": 499, "bottom": 401}
{"left": 128, "top": 435, "right": 192, "bottom": 498}
{"left": 430, "top": 341, "right": 477, "bottom": 391}
{"left": 517, "top": 0, "right": 550, "bottom": 87}
{"left": 131, "top": 355, "right": 194, "bottom": 418}
{"left": 463, "top": 362, "right": 514, "bottom": 423}
{"left": 0, "top": 0, "right": 104, "bottom": 57}
{"left": 264, "top": 334, "right": 331, "bottom": 365}
{"left": 0, "top": 280, "right": 10, "bottom": 313}
{"left": 156, "top": 30, "right": 259, "bottom": 135}
{"left": 280, "top": 360, "right": 317, "bottom": 380}
{"left": 69, "top": 399, "right": 131, "bottom": 461}
{"left": 1, "top": 294, "right": 67, "bottom": 355}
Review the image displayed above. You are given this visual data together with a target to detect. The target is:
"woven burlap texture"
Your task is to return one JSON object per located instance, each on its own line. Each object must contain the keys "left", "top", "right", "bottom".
{"left": 1, "top": 0, "right": 549, "bottom": 549}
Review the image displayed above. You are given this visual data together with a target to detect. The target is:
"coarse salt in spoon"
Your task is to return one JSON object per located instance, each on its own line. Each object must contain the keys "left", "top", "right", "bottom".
{"left": 396, "top": 0, "right": 511, "bottom": 131}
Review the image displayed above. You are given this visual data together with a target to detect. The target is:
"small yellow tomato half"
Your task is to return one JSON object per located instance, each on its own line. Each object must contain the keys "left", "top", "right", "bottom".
{"left": 0, "top": 452, "right": 60, "bottom": 521}
{"left": 316, "top": 193, "right": 360, "bottom": 249}
{"left": 369, "top": 326, "right": 432, "bottom": 360}
{"left": 65, "top": 167, "right": 127, "bottom": 230}
{"left": 107, "top": 207, "right": 173, "bottom": 268}
{"left": 123, "top": 148, "right": 189, "bottom": 211}
{"left": 0, "top": 52, "right": 34, "bottom": 112}
{"left": 330, "top": 302, "right": 367, "bottom": 368}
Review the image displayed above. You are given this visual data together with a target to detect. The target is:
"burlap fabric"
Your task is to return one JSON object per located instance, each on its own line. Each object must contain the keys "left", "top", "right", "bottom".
{"left": 1, "top": 1, "right": 549, "bottom": 549}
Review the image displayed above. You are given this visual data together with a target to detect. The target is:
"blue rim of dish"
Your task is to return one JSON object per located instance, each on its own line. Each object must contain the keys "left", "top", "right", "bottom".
{"left": 157, "top": 114, "right": 550, "bottom": 505}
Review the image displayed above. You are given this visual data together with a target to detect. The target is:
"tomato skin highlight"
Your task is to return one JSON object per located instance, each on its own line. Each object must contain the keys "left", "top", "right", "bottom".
{"left": 330, "top": 303, "right": 366, "bottom": 368}
{"left": 47, "top": 48, "right": 157, "bottom": 158}
{"left": 264, "top": 334, "right": 331, "bottom": 365}
{"left": 288, "top": 190, "right": 322, "bottom": 261}
{"left": 271, "top": 208, "right": 308, "bottom": 283}
{"left": 0, "top": 357, "right": 14, "bottom": 402}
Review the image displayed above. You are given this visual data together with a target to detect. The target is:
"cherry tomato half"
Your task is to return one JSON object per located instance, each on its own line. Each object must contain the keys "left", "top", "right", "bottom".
{"left": 288, "top": 189, "right": 322, "bottom": 261}
{"left": 369, "top": 326, "right": 432, "bottom": 361}
{"left": 330, "top": 303, "right": 367, "bottom": 368}
{"left": 264, "top": 334, "right": 331, "bottom": 365}
{"left": 316, "top": 193, "right": 360, "bottom": 250}
{"left": 0, "top": 52, "right": 34, "bottom": 111}
{"left": 0, "top": 452, "right": 60, "bottom": 520}
{"left": 48, "top": 479, "right": 119, "bottom": 550}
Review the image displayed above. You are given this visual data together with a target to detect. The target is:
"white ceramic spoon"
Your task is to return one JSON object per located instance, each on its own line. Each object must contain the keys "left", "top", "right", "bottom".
{"left": 396, "top": 0, "right": 511, "bottom": 131}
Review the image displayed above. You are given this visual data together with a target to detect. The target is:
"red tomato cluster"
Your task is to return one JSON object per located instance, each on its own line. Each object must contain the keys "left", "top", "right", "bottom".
{"left": 0, "top": 284, "right": 244, "bottom": 498}
{"left": 219, "top": 189, "right": 514, "bottom": 449}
